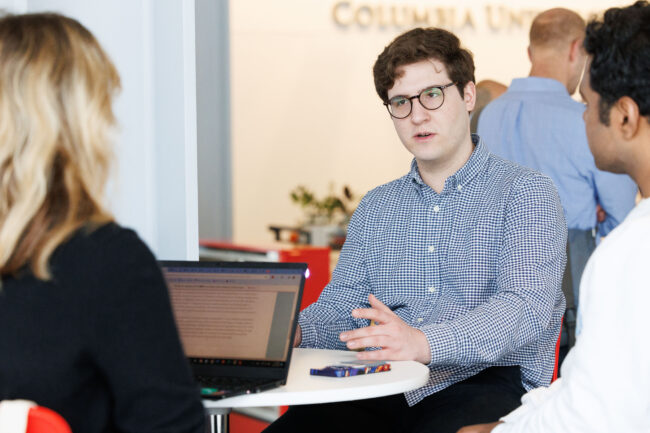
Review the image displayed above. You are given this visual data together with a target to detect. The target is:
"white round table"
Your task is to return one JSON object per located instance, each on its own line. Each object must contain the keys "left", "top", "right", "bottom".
{"left": 203, "top": 348, "right": 430, "bottom": 432}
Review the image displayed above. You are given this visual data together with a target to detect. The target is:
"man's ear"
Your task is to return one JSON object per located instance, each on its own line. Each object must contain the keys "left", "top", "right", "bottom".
{"left": 613, "top": 96, "right": 641, "bottom": 140}
{"left": 569, "top": 38, "right": 583, "bottom": 63}
{"left": 463, "top": 81, "right": 476, "bottom": 112}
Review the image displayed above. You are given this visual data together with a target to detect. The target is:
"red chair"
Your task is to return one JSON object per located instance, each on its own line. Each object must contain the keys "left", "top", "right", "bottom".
{"left": 551, "top": 317, "right": 563, "bottom": 383}
{"left": 26, "top": 406, "right": 71, "bottom": 433}
{"left": 0, "top": 401, "right": 71, "bottom": 433}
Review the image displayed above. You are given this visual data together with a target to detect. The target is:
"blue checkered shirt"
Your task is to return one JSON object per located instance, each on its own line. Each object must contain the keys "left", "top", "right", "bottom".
{"left": 299, "top": 136, "right": 567, "bottom": 406}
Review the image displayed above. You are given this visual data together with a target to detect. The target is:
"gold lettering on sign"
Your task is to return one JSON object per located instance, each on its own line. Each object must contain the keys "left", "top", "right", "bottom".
{"left": 462, "top": 10, "right": 476, "bottom": 29}
{"left": 412, "top": 7, "right": 429, "bottom": 26}
{"left": 391, "top": 6, "right": 410, "bottom": 27}
{"left": 485, "top": 5, "right": 505, "bottom": 31}
{"left": 510, "top": 9, "right": 538, "bottom": 30}
{"left": 509, "top": 9, "right": 525, "bottom": 28}
{"left": 355, "top": 5, "right": 373, "bottom": 27}
{"left": 332, "top": 2, "right": 534, "bottom": 31}
{"left": 332, "top": 1, "right": 353, "bottom": 26}
{"left": 439, "top": 8, "right": 456, "bottom": 29}
{"left": 375, "top": 6, "right": 388, "bottom": 27}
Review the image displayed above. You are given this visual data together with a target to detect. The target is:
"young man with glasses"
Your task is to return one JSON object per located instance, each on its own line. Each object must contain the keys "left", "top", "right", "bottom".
{"left": 264, "top": 28, "right": 566, "bottom": 433}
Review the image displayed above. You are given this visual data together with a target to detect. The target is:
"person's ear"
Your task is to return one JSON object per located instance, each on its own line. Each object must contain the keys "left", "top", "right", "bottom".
{"left": 463, "top": 81, "right": 476, "bottom": 112}
{"left": 527, "top": 45, "right": 533, "bottom": 63}
{"left": 569, "top": 38, "right": 584, "bottom": 63}
{"left": 613, "top": 96, "right": 640, "bottom": 140}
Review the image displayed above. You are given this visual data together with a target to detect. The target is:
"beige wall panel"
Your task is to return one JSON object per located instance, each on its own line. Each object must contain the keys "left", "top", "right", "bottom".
{"left": 230, "top": 0, "right": 628, "bottom": 245}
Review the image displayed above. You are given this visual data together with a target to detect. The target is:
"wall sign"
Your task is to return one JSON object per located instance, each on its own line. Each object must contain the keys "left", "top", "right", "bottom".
{"left": 332, "top": 2, "right": 595, "bottom": 32}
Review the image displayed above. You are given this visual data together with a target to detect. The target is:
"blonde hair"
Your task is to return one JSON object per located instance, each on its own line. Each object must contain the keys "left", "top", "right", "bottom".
{"left": 0, "top": 13, "right": 121, "bottom": 279}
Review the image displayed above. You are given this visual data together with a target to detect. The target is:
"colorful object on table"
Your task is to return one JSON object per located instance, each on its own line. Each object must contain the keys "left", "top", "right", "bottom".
{"left": 310, "top": 361, "right": 391, "bottom": 377}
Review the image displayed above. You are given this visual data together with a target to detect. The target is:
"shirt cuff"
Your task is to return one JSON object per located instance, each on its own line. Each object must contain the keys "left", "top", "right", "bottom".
{"left": 298, "top": 315, "right": 317, "bottom": 348}
{"left": 499, "top": 402, "right": 530, "bottom": 424}
{"left": 486, "top": 404, "right": 528, "bottom": 433}
{"left": 494, "top": 381, "right": 559, "bottom": 429}
{"left": 420, "top": 323, "right": 458, "bottom": 366}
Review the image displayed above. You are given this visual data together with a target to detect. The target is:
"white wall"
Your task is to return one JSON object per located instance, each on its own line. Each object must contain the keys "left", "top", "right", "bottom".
{"left": 0, "top": 0, "right": 199, "bottom": 260}
{"left": 196, "top": 0, "right": 233, "bottom": 242}
{"left": 230, "top": 0, "right": 629, "bottom": 246}
{"left": 151, "top": 0, "right": 199, "bottom": 259}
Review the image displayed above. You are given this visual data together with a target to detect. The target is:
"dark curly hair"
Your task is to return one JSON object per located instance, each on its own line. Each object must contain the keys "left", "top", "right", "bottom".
{"left": 584, "top": 1, "right": 650, "bottom": 125}
{"left": 372, "top": 28, "right": 475, "bottom": 103}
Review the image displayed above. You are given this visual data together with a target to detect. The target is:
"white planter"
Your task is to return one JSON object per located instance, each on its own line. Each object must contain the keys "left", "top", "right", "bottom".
{"left": 303, "top": 224, "right": 344, "bottom": 247}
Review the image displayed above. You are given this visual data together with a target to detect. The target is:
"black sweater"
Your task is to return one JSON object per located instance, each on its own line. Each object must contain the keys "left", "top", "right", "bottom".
{"left": 0, "top": 223, "right": 205, "bottom": 433}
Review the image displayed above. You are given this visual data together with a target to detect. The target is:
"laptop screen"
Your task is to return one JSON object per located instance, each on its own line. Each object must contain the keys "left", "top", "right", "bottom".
{"left": 160, "top": 261, "right": 305, "bottom": 368}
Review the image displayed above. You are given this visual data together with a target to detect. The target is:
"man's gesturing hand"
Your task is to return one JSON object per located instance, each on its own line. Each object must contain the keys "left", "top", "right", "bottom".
{"left": 339, "top": 294, "right": 431, "bottom": 364}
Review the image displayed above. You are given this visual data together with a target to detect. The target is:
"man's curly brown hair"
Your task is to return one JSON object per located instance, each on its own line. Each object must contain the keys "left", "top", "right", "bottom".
{"left": 373, "top": 27, "right": 475, "bottom": 103}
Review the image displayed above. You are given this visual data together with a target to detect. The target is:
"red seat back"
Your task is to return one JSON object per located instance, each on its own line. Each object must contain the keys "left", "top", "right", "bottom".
{"left": 26, "top": 406, "right": 72, "bottom": 433}
{"left": 551, "top": 316, "right": 563, "bottom": 382}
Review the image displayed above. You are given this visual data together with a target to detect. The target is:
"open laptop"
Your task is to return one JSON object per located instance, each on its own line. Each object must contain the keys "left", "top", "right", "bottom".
{"left": 159, "top": 260, "right": 306, "bottom": 399}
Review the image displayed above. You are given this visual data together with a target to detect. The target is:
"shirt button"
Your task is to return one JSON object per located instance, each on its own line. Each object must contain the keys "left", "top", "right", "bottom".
{"left": 428, "top": 286, "right": 436, "bottom": 293}
{"left": 433, "top": 205, "right": 440, "bottom": 212}
{"left": 427, "top": 245, "right": 435, "bottom": 253}
{"left": 457, "top": 184, "right": 463, "bottom": 191}
{"left": 417, "top": 318, "right": 424, "bottom": 323}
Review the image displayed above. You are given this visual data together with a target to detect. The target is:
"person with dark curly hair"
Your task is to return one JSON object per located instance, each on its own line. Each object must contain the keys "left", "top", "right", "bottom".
{"left": 264, "top": 27, "right": 567, "bottom": 433}
{"left": 459, "top": 2, "right": 650, "bottom": 432}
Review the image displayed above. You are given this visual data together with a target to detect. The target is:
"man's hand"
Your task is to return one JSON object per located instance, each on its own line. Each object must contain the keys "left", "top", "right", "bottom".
{"left": 596, "top": 204, "right": 606, "bottom": 223}
{"left": 339, "top": 294, "right": 431, "bottom": 364}
{"left": 293, "top": 324, "right": 302, "bottom": 347}
{"left": 457, "top": 421, "right": 503, "bottom": 433}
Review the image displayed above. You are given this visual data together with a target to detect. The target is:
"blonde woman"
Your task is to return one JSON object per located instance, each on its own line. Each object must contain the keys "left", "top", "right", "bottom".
{"left": 0, "top": 13, "right": 204, "bottom": 433}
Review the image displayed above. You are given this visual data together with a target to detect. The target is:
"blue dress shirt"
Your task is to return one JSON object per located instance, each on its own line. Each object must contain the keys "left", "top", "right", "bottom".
{"left": 478, "top": 77, "right": 637, "bottom": 236}
{"left": 299, "top": 137, "right": 566, "bottom": 406}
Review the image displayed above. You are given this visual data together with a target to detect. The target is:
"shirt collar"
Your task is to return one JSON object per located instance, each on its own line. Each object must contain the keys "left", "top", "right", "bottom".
{"left": 508, "top": 77, "right": 570, "bottom": 97}
{"left": 408, "top": 134, "right": 489, "bottom": 194}
{"left": 408, "top": 159, "right": 425, "bottom": 186}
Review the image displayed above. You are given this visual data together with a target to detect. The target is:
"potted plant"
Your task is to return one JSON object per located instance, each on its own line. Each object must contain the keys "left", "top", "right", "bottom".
{"left": 289, "top": 184, "right": 357, "bottom": 248}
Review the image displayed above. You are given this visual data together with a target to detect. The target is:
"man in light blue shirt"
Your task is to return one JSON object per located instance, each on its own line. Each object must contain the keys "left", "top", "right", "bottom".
{"left": 478, "top": 8, "right": 637, "bottom": 314}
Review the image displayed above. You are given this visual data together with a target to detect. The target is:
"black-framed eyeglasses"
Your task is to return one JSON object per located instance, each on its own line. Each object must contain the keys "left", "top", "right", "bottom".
{"left": 383, "top": 82, "right": 457, "bottom": 119}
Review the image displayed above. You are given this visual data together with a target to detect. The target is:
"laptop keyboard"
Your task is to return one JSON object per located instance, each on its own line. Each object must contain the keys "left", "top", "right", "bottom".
{"left": 196, "top": 375, "right": 272, "bottom": 390}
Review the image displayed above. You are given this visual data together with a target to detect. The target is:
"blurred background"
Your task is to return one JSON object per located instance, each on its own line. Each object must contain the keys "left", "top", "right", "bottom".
{"left": 0, "top": 0, "right": 629, "bottom": 259}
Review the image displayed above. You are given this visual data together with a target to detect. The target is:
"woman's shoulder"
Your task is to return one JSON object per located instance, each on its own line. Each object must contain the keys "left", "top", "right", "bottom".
{"left": 66, "top": 222, "right": 148, "bottom": 254}
{"left": 72, "top": 221, "right": 140, "bottom": 245}
{"left": 51, "top": 222, "right": 157, "bottom": 282}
